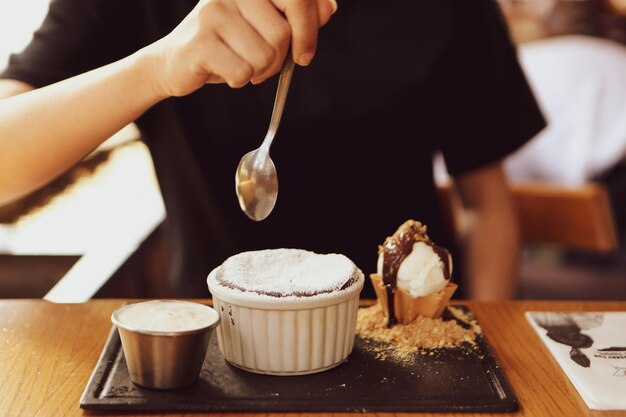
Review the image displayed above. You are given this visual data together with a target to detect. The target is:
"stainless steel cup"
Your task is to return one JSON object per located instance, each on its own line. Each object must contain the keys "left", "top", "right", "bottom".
{"left": 111, "top": 301, "right": 220, "bottom": 390}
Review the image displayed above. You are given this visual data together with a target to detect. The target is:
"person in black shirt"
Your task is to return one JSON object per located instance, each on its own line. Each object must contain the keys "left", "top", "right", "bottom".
{"left": 0, "top": 0, "right": 545, "bottom": 299}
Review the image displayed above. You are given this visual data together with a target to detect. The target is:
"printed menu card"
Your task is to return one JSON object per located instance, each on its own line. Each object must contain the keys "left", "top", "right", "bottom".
{"left": 526, "top": 312, "right": 626, "bottom": 410}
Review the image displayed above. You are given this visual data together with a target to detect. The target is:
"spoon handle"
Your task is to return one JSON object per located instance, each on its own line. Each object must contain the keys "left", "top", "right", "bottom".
{"left": 261, "top": 54, "right": 295, "bottom": 151}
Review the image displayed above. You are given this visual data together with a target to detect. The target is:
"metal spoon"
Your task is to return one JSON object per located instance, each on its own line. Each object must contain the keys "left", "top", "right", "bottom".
{"left": 235, "top": 55, "right": 295, "bottom": 221}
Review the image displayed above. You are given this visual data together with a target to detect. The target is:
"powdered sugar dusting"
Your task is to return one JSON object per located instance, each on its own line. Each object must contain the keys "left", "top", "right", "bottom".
{"left": 212, "top": 249, "right": 359, "bottom": 297}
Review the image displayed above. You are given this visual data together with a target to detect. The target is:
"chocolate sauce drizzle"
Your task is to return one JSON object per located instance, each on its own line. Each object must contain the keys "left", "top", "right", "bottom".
{"left": 380, "top": 220, "right": 450, "bottom": 327}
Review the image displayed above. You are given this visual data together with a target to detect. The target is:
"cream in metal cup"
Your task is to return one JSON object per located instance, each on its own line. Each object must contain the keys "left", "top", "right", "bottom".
{"left": 111, "top": 300, "right": 220, "bottom": 390}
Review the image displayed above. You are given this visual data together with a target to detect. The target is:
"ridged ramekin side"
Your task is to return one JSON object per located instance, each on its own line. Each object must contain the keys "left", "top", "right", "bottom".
{"left": 212, "top": 295, "right": 360, "bottom": 375}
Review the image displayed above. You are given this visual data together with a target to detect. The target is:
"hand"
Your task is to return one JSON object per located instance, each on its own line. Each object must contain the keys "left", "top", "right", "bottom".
{"left": 141, "top": 0, "right": 336, "bottom": 97}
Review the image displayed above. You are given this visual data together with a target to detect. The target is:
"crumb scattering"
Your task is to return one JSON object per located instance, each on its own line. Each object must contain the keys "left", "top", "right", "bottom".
{"left": 356, "top": 304, "right": 479, "bottom": 358}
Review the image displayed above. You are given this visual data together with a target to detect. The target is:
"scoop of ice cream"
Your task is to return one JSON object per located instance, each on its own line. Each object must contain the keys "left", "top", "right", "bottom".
{"left": 377, "top": 220, "right": 452, "bottom": 298}
{"left": 377, "top": 241, "right": 452, "bottom": 297}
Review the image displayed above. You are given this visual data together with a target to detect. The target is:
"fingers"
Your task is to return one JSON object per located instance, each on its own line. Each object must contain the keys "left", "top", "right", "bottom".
{"left": 268, "top": 0, "right": 337, "bottom": 66}
{"left": 217, "top": 7, "right": 279, "bottom": 81}
{"left": 317, "top": 0, "right": 336, "bottom": 26}
{"left": 271, "top": 0, "right": 319, "bottom": 66}
{"left": 192, "top": 0, "right": 282, "bottom": 88}
{"left": 201, "top": 39, "right": 253, "bottom": 88}
{"left": 236, "top": 0, "right": 291, "bottom": 83}
{"left": 213, "top": 0, "right": 336, "bottom": 84}
{"left": 165, "top": 0, "right": 339, "bottom": 95}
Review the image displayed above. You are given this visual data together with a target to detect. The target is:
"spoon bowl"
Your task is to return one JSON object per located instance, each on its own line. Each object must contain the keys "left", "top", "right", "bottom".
{"left": 235, "top": 148, "right": 278, "bottom": 221}
{"left": 235, "top": 55, "right": 294, "bottom": 221}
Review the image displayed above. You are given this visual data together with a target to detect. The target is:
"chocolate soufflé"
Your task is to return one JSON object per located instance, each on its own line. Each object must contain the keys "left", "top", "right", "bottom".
{"left": 207, "top": 248, "right": 364, "bottom": 375}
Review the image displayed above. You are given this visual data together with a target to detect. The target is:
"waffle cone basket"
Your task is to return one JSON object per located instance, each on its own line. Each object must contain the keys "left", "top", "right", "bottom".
{"left": 370, "top": 273, "right": 457, "bottom": 324}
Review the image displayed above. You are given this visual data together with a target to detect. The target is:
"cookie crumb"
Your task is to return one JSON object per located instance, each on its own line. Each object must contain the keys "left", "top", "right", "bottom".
{"left": 356, "top": 304, "right": 478, "bottom": 359}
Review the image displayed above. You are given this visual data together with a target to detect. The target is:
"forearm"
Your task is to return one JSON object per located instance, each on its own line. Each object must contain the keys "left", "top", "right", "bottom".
{"left": 463, "top": 203, "right": 520, "bottom": 300}
{"left": 0, "top": 51, "right": 164, "bottom": 205}
{"left": 455, "top": 163, "right": 521, "bottom": 300}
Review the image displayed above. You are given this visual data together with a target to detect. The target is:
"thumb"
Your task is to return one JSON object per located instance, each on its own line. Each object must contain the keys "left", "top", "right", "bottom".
{"left": 317, "top": 0, "right": 337, "bottom": 27}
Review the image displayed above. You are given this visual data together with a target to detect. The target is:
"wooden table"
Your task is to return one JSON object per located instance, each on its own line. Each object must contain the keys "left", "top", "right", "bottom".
{"left": 1, "top": 299, "right": 624, "bottom": 417}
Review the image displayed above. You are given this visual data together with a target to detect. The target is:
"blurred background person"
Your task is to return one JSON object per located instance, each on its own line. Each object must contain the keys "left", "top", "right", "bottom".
{"left": 501, "top": 0, "right": 626, "bottom": 263}
{"left": 430, "top": 0, "right": 626, "bottom": 299}
{"left": 507, "top": 35, "right": 626, "bottom": 187}
{"left": 500, "top": 0, "right": 626, "bottom": 44}
{"left": 506, "top": 35, "right": 626, "bottom": 264}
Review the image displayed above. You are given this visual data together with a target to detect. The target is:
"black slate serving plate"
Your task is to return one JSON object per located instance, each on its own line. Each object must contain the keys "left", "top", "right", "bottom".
{"left": 80, "top": 306, "right": 518, "bottom": 413}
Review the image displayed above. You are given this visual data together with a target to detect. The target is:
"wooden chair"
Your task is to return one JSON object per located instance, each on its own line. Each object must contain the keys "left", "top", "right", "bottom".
{"left": 437, "top": 181, "right": 619, "bottom": 252}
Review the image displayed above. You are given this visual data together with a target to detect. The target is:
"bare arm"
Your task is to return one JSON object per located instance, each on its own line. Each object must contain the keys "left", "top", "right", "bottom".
{"left": 0, "top": 0, "right": 335, "bottom": 206}
{"left": 0, "top": 79, "right": 33, "bottom": 97}
{"left": 0, "top": 54, "right": 161, "bottom": 206}
{"left": 454, "top": 163, "right": 521, "bottom": 300}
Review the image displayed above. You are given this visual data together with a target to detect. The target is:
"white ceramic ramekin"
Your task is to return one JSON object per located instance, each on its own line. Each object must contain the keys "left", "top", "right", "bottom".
{"left": 207, "top": 273, "right": 364, "bottom": 375}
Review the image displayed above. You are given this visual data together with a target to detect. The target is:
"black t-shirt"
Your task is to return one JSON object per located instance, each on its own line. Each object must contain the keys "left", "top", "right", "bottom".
{"left": 1, "top": 0, "right": 545, "bottom": 297}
